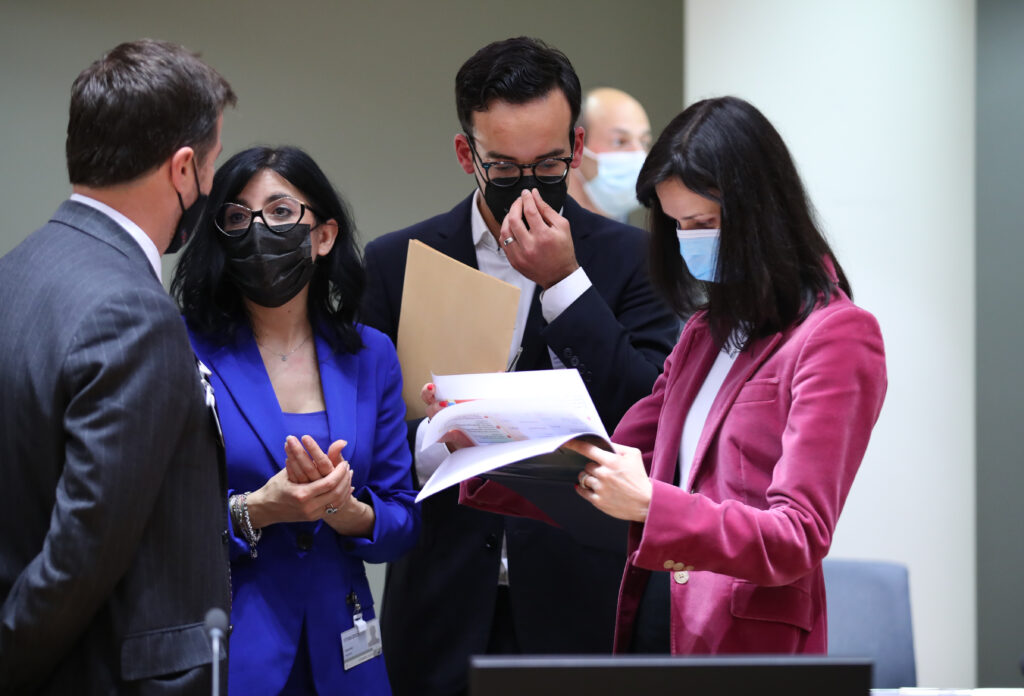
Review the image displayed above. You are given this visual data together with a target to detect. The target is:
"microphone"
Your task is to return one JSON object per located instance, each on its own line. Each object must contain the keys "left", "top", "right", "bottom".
{"left": 205, "top": 608, "right": 228, "bottom": 696}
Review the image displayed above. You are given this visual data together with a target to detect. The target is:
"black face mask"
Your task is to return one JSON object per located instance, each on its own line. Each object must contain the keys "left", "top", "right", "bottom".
{"left": 168, "top": 162, "right": 207, "bottom": 254}
{"left": 481, "top": 175, "right": 568, "bottom": 225}
{"left": 221, "top": 222, "right": 315, "bottom": 308}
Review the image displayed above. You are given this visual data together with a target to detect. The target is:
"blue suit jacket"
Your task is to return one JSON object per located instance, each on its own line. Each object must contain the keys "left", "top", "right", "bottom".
{"left": 188, "top": 322, "right": 419, "bottom": 696}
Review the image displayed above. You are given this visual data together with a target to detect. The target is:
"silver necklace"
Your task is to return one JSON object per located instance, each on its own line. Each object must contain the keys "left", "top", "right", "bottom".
{"left": 257, "top": 333, "right": 312, "bottom": 362}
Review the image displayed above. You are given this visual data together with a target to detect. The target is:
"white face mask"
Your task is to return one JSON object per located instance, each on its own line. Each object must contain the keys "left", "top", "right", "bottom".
{"left": 582, "top": 146, "right": 646, "bottom": 221}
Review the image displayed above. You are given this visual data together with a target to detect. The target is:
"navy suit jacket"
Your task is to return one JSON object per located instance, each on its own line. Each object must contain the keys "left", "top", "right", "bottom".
{"left": 0, "top": 201, "right": 230, "bottom": 694}
{"left": 188, "top": 323, "right": 420, "bottom": 696}
{"left": 361, "top": 194, "right": 678, "bottom": 696}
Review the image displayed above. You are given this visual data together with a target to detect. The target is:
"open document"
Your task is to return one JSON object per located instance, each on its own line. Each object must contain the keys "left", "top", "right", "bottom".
{"left": 415, "top": 369, "right": 628, "bottom": 551}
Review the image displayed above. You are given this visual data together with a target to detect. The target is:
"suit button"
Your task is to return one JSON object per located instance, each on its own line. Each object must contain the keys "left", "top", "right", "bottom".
{"left": 485, "top": 533, "right": 499, "bottom": 550}
{"left": 674, "top": 570, "right": 690, "bottom": 584}
{"left": 562, "top": 347, "right": 573, "bottom": 359}
{"left": 569, "top": 356, "right": 580, "bottom": 367}
{"left": 221, "top": 530, "right": 229, "bottom": 544}
{"left": 297, "top": 532, "right": 314, "bottom": 551}
{"left": 663, "top": 560, "right": 675, "bottom": 569}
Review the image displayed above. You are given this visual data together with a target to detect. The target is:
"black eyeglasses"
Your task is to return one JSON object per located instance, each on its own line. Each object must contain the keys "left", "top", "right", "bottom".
{"left": 467, "top": 136, "right": 574, "bottom": 188}
{"left": 215, "top": 196, "right": 323, "bottom": 237}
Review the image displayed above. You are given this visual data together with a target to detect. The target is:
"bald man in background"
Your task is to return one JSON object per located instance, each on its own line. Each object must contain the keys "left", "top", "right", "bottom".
{"left": 567, "top": 87, "right": 652, "bottom": 222}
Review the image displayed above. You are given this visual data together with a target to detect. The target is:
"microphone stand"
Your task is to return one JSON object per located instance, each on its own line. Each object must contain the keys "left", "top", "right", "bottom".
{"left": 205, "top": 608, "right": 228, "bottom": 696}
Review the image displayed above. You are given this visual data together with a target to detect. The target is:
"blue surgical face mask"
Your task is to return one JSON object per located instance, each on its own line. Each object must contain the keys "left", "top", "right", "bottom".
{"left": 581, "top": 146, "right": 646, "bottom": 221}
{"left": 676, "top": 225, "right": 720, "bottom": 282}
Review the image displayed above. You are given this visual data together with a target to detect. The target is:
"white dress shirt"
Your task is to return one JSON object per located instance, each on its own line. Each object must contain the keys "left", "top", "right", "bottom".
{"left": 678, "top": 337, "right": 742, "bottom": 491}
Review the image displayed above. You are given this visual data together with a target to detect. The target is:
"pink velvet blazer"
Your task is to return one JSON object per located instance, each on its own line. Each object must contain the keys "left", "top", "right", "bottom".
{"left": 464, "top": 286, "right": 887, "bottom": 655}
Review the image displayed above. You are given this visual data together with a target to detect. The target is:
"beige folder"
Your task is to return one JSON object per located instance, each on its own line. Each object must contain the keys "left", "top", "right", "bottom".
{"left": 396, "top": 240, "right": 520, "bottom": 419}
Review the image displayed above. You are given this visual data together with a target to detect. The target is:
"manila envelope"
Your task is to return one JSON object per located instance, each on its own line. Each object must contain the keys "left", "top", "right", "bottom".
{"left": 396, "top": 240, "right": 520, "bottom": 419}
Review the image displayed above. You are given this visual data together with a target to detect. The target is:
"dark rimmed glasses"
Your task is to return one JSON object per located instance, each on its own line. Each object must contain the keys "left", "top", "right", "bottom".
{"left": 467, "top": 136, "right": 574, "bottom": 188}
{"left": 215, "top": 196, "right": 323, "bottom": 237}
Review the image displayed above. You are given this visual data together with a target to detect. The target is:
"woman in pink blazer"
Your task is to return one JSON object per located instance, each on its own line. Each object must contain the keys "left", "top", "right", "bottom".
{"left": 462, "top": 96, "right": 887, "bottom": 655}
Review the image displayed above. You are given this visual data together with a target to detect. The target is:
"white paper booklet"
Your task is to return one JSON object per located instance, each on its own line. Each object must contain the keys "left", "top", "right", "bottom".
{"left": 415, "top": 369, "right": 610, "bottom": 503}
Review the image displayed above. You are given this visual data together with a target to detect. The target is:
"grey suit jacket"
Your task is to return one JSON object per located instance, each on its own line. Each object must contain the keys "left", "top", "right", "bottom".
{"left": 0, "top": 201, "right": 231, "bottom": 694}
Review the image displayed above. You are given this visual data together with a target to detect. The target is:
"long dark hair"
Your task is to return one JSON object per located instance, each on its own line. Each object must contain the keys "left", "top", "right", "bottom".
{"left": 638, "top": 96, "right": 849, "bottom": 349}
{"left": 172, "top": 146, "right": 364, "bottom": 353}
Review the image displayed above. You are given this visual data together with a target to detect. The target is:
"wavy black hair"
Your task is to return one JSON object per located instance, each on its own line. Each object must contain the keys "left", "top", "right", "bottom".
{"left": 638, "top": 96, "right": 850, "bottom": 350}
{"left": 172, "top": 146, "right": 364, "bottom": 354}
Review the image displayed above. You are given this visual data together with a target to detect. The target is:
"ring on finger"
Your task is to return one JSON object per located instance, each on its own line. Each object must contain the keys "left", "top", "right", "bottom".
{"left": 578, "top": 472, "right": 592, "bottom": 491}
{"left": 325, "top": 504, "right": 339, "bottom": 514}
{"left": 502, "top": 236, "right": 517, "bottom": 247}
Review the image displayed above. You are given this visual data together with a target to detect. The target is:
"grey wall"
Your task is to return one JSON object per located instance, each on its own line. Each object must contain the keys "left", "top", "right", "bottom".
{"left": 977, "top": 0, "right": 1024, "bottom": 687}
{"left": 0, "top": 0, "right": 682, "bottom": 262}
{"left": 0, "top": 0, "right": 682, "bottom": 614}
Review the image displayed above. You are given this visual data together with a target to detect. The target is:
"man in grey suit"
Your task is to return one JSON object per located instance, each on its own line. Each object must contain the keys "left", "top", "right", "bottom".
{"left": 0, "top": 40, "right": 236, "bottom": 694}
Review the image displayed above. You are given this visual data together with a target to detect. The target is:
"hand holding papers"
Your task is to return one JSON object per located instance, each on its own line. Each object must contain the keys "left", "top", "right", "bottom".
{"left": 415, "top": 369, "right": 611, "bottom": 503}
{"left": 417, "top": 368, "right": 628, "bottom": 551}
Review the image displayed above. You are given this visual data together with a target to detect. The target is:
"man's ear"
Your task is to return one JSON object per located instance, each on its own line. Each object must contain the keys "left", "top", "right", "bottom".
{"left": 454, "top": 133, "right": 475, "bottom": 175}
{"left": 169, "top": 147, "right": 196, "bottom": 196}
{"left": 570, "top": 126, "right": 585, "bottom": 169}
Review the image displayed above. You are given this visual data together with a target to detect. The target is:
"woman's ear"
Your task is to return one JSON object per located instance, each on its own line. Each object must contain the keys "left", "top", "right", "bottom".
{"left": 313, "top": 219, "right": 339, "bottom": 258}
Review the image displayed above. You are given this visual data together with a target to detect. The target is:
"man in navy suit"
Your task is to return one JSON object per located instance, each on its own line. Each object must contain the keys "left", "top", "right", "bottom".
{"left": 361, "top": 37, "right": 678, "bottom": 696}
{"left": 0, "top": 40, "right": 235, "bottom": 694}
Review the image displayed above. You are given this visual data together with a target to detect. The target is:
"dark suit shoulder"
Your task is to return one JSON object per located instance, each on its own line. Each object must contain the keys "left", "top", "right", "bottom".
{"left": 364, "top": 194, "right": 474, "bottom": 258}
{"left": 563, "top": 197, "right": 648, "bottom": 254}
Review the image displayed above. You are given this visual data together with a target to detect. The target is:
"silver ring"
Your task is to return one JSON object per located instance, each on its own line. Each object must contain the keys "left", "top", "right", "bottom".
{"left": 325, "top": 504, "right": 339, "bottom": 515}
{"left": 579, "top": 473, "right": 592, "bottom": 491}
{"left": 502, "top": 236, "right": 517, "bottom": 247}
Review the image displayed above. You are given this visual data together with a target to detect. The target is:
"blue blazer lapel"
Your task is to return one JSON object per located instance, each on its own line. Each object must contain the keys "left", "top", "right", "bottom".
{"left": 206, "top": 327, "right": 290, "bottom": 470}
{"left": 316, "top": 331, "right": 360, "bottom": 467}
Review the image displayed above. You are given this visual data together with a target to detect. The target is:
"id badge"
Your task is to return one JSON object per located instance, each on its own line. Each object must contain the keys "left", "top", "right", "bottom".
{"left": 341, "top": 616, "right": 382, "bottom": 671}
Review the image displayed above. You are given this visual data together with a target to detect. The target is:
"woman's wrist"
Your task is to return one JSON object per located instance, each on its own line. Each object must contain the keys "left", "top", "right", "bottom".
{"left": 326, "top": 498, "right": 375, "bottom": 538}
{"left": 244, "top": 488, "right": 273, "bottom": 529}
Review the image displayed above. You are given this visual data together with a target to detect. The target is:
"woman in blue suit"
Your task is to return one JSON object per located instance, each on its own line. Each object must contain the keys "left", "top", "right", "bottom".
{"left": 172, "top": 146, "right": 420, "bottom": 695}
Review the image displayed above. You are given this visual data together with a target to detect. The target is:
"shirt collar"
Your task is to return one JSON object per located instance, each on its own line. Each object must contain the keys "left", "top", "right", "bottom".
{"left": 69, "top": 193, "right": 162, "bottom": 281}
{"left": 470, "top": 188, "right": 502, "bottom": 255}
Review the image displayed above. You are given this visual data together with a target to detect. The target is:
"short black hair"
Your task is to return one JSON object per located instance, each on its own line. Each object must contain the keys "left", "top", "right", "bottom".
{"left": 67, "top": 39, "right": 236, "bottom": 187}
{"left": 637, "top": 96, "right": 850, "bottom": 349}
{"left": 172, "top": 146, "right": 364, "bottom": 354}
{"left": 455, "top": 36, "right": 581, "bottom": 137}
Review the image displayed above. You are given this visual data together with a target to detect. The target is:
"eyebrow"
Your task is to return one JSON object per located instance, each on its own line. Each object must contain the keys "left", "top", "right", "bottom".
{"left": 610, "top": 127, "right": 652, "bottom": 137}
{"left": 484, "top": 147, "right": 567, "bottom": 162}
{"left": 234, "top": 192, "right": 296, "bottom": 207}
{"left": 679, "top": 212, "right": 716, "bottom": 221}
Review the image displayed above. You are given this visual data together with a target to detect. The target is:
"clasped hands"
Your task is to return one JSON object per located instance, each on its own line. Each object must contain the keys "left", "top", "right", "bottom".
{"left": 421, "top": 384, "right": 652, "bottom": 523}
{"left": 245, "top": 435, "right": 371, "bottom": 535}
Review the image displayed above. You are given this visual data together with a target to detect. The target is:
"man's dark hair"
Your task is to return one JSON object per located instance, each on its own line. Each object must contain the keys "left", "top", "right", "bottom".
{"left": 67, "top": 39, "right": 236, "bottom": 187}
{"left": 637, "top": 96, "right": 850, "bottom": 350}
{"left": 172, "top": 146, "right": 365, "bottom": 355}
{"left": 455, "top": 36, "right": 581, "bottom": 137}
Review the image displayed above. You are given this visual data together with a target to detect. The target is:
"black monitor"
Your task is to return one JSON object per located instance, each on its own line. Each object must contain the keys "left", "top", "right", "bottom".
{"left": 469, "top": 655, "right": 872, "bottom": 696}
